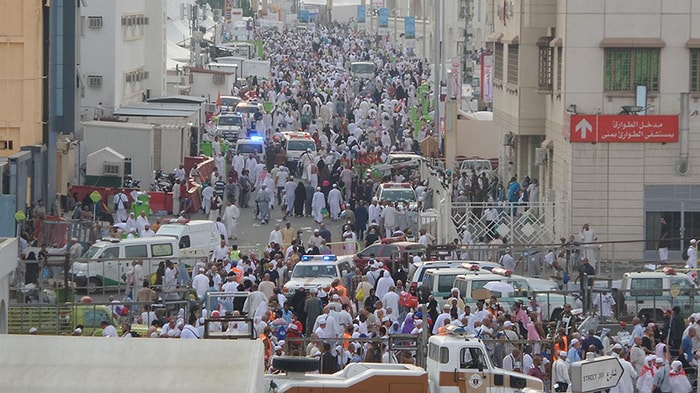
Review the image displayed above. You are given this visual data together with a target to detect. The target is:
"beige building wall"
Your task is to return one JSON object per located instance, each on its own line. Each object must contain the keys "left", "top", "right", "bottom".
{"left": 0, "top": 0, "right": 44, "bottom": 156}
{"left": 490, "top": 0, "right": 700, "bottom": 261}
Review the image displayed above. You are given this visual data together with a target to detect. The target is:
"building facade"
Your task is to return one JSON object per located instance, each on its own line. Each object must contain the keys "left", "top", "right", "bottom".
{"left": 79, "top": 0, "right": 166, "bottom": 118}
{"left": 0, "top": 0, "right": 44, "bottom": 156}
{"left": 489, "top": 0, "right": 700, "bottom": 261}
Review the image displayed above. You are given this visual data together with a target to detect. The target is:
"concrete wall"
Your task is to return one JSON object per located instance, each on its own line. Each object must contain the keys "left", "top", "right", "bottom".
{"left": 80, "top": 0, "right": 166, "bottom": 115}
{"left": 191, "top": 70, "right": 236, "bottom": 102}
{"left": 551, "top": 0, "right": 700, "bottom": 260}
{"left": 0, "top": 0, "right": 44, "bottom": 156}
{"left": 0, "top": 238, "right": 19, "bottom": 334}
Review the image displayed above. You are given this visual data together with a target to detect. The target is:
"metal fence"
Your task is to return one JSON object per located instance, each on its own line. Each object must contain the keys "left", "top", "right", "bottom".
{"left": 11, "top": 255, "right": 209, "bottom": 303}
{"left": 280, "top": 334, "right": 427, "bottom": 368}
{"left": 8, "top": 300, "right": 191, "bottom": 336}
{"left": 453, "top": 201, "right": 558, "bottom": 247}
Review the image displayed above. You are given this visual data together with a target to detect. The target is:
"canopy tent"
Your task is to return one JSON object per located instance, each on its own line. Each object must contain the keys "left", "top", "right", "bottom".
{"left": 0, "top": 335, "right": 265, "bottom": 393}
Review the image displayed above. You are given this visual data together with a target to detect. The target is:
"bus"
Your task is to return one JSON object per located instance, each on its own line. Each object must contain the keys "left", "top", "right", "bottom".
{"left": 350, "top": 61, "right": 376, "bottom": 79}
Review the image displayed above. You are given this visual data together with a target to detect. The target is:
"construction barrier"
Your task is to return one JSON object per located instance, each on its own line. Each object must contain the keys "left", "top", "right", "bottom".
{"left": 326, "top": 241, "right": 361, "bottom": 256}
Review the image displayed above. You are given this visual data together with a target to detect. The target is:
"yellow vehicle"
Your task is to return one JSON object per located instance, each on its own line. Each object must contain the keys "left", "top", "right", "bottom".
{"left": 8, "top": 304, "right": 149, "bottom": 336}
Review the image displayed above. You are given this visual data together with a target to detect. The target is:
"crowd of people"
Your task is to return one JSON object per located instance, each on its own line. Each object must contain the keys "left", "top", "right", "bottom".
{"left": 15, "top": 18, "right": 700, "bottom": 393}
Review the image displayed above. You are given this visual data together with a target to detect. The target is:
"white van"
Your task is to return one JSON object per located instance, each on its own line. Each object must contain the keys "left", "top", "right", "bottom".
{"left": 236, "top": 137, "right": 266, "bottom": 161}
{"left": 155, "top": 219, "right": 221, "bottom": 255}
{"left": 71, "top": 237, "right": 188, "bottom": 293}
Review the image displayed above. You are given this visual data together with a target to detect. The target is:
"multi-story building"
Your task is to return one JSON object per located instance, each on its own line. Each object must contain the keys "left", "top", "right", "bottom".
{"left": 489, "top": 0, "right": 700, "bottom": 261}
{"left": 79, "top": 0, "right": 166, "bottom": 118}
{"left": 0, "top": 1, "right": 44, "bottom": 156}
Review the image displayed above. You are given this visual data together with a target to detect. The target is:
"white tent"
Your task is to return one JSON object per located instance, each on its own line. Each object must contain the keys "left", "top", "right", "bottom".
{"left": 0, "top": 335, "right": 265, "bottom": 393}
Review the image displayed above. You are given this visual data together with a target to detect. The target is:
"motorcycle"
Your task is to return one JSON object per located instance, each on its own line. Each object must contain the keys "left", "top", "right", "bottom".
{"left": 123, "top": 176, "right": 141, "bottom": 189}
{"left": 151, "top": 169, "right": 174, "bottom": 192}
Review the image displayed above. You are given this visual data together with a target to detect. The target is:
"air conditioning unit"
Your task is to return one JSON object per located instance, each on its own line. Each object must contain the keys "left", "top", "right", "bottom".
{"left": 535, "top": 147, "right": 548, "bottom": 165}
{"left": 87, "top": 75, "right": 102, "bottom": 88}
{"left": 212, "top": 74, "right": 225, "bottom": 85}
{"left": 88, "top": 16, "right": 103, "bottom": 29}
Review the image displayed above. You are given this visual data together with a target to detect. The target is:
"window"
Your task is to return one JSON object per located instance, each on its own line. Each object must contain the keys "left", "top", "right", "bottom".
{"left": 460, "top": 347, "right": 487, "bottom": 370}
{"left": 87, "top": 16, "right": 103, "bottom": 29}
{"left": 507, "top": 45, "right": 519, "bottom": 85}
{"left": 124, "top": 245, "right": 148, "bottom": 258}
{"left": 537, "top": 39, "right": 554, "bottom": 91}
{"left": 645, "top": 212, "right": 681, "bottom": 251}
{"left": 0, "top": 140, "right": 13, "bottom": 150}
{"left": 358, "top": 245, "right": 381, "bottom": 258}
{"left": 556, "top": 48, "right": 563, "bottom": 90}
{"left": 494, "top": 43, "right": 504, "bottom": 80}
{"left": 83, "top": 309, "right": 110, "bottom": 328}
{"left": 437, "top": 274, "right": 458, "bottom": 293}
{"left": 87, "top": 75, "right": 102, "bottom": 88}
{"left": 692, "top": 49, "right": 700, "bottom": 93}
{"left": 630, "top": 278, "right": 662, "bottom": 297}
{"left": 103, "top": 163, "right": 120, "bottom": 175}
{"left": 378, "top": 245, "right": 400, "bottom": 257}
{"left": 428, "top": 343, "right": 450, "bottom": 363}
{"left": 670, "top": 278, "right": 695, "bottom": 297}
{"left": 151, "top": 243, "right": 173, "bottom": 257}
{"left": 101, "top": 247, "right": 119, "bottom": 259}
{"left": 178, "top": 236, "right": 190, "bottom": 249}
{"left": 604, "top": 48, "right": 660, "bottom": 93}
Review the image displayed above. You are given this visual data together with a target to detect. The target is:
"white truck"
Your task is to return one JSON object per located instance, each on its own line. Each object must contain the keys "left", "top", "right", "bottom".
{"left": 266, "top": 333, "right": 544, "bottom": 393}
{"left": 215, "top": 56, "right": 271, "bottom": 81}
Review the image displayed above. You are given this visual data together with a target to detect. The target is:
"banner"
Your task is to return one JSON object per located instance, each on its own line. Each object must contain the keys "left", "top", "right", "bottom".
{"left": 378, "top": 8, "right": 389, "bottom": 28}
{"left": 404, "top": 16, "right": 415, "bottom": 39}
{"left": 451, "top": 57, "right": 461, "bottom": 100}
{"left": 481, "top": 52, "right": 493, "bottom": 104}
{"left": 357, "top": 5, "right": 366, "bottom": 23}
{"left": 225, "top": 0, "right": 232, "bottom": 22}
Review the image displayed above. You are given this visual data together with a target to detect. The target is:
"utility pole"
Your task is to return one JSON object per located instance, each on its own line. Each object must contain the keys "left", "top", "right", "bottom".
{"left": 422, "top": 0, "right": 426, "bottom": 58}
{"left": 433, "top": 0, "right": 441, "bottom": 139}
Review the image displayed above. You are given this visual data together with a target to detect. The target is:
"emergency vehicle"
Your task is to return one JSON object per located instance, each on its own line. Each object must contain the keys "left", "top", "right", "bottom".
{"left": 282, "top": 255, "right": 353, "bottom": 297}
{"left": 375, "top": 182, "right": 418, "bottom": 209}
{"left": 620, "top": 267, "right": 700, "bottom": 320}
{"left": 265, "top": 331, "right": 544, "bottom": 393}
{"left": 281, "top": 131, "right": 317, "bottom": 173}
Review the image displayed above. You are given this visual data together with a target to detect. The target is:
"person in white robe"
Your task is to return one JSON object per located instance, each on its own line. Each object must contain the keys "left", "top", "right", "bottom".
{"left": 223, "top": 202, "right": 240, "bottom": 240}
{"left": 311, "top": 188, "right": 326, "bottom": 224}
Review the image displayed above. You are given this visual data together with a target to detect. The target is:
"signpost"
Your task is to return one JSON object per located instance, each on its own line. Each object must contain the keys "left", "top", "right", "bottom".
{"left": 569, "top": 114, "right": 679, "bottom": 143}
{"left": 570, "top": 356, "right": 624, "bottom": 393}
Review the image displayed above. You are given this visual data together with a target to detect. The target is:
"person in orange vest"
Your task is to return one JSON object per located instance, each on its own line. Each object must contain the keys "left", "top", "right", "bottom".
{"left": 342, "top": 325, "right": 353, "bottom": 350}
{"left": 331, "top": 278, "right": 347, "bottom": 297}
{"left": 553, "top": 327, "right": 569, "bottom": 361}
{"left": 437, "top": 318, "right": 451, "bottom": 335}
{"left": 259, "top": 325, "right": 274, "bottom": 367}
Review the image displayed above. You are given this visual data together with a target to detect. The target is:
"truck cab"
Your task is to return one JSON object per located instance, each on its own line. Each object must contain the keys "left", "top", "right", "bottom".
{"left": 427, "top": 334, "right": 543, "bottom": 393}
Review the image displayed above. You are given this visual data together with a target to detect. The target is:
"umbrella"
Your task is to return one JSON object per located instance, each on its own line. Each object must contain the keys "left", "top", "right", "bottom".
{"left": 483, "top": 281, "right": 515, "bottom": 293}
